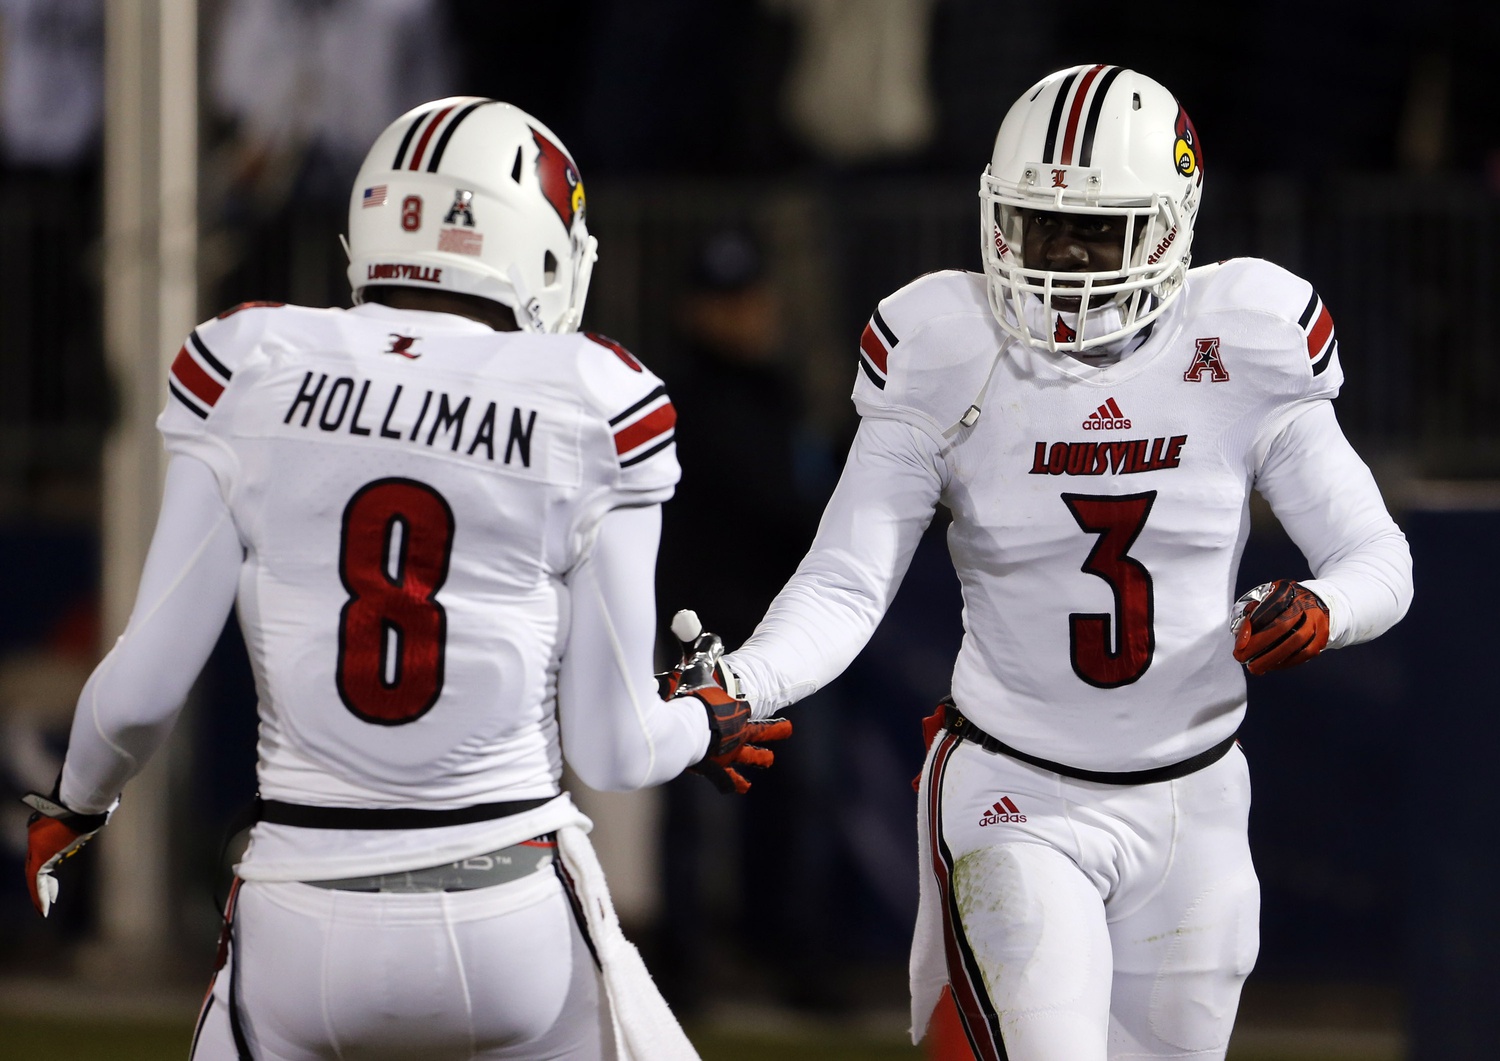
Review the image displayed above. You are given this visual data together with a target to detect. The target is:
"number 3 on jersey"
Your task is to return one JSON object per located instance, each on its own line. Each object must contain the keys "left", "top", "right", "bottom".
{"left": 337, "top": 478, "right": 455, "bottom": 724}
{"left": 1062, "top": 491, "right": 1157, "bottom": 689}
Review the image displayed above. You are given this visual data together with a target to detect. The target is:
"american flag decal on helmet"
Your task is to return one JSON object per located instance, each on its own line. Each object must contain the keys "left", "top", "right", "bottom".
{"left": 1041, "top": 63, "right": 1124, "bottom": 167}
{"left": 1299, "top": 291, "right": 1338, "bottom": 376}
{"left": 610, "top": 386, "right": 676, "bottom": 467}
{"left": 169, "top": 331, "right": 233, "bottom": 419}
{"left": 858, "top": 308, "right": 898, "bottom": 390}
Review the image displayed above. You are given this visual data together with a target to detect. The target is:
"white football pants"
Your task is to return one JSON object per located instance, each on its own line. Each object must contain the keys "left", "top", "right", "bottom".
{"left": 921, "top": 734, "right": 1260, "bottom": 1060}
{"left": 190, "top": 866, "right": 615, "bottom": 1060}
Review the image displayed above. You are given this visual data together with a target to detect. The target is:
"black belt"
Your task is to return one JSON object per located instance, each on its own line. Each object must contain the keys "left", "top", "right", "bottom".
{"left": 253, "top": 796, "right": 551, "bottom": 830}
{"left": 212, "top": 796, "right": 553, "bottom": 918}
{"left": 940, "top": 698, "right": 1238, "bottom": 785}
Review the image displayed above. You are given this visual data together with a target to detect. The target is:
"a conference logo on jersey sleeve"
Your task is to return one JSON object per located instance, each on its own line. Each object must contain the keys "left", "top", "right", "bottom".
{"left": 168, "top": 330, "right": 233, "bottom": 419}
{"left": 858, "top": 308, "right": 898, "bottom": 390}
{"left": 610, "top": 386, "right": 676, "bottom": 467}
{"left": 1299, "top": 291, "right": 1338, "bottom": 376}
{"left": 1183, "top": 336, "right": 1230, "bottom": 381}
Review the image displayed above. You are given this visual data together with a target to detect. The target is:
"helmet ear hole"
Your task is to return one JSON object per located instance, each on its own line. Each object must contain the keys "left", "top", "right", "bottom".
{"left": 543, "top": 250, "right": 558, "bottom": 285}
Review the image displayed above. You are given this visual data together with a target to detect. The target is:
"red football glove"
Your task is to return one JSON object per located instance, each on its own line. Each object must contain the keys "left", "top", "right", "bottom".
{"left": 684, "top": 684, "right": 794, "bottom": 795}
{"left": 1231, "top": 579, "right": 1330, "bottom": 675}
{"left": 662, "top": 609, "right": 792, "bottom": 794}
{"left": 21, "top": 788, "right": 116, "bottom": 917}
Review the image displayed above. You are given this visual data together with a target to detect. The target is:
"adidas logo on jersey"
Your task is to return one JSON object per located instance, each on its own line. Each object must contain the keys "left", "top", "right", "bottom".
{"left": 1083, "top": 397, "right": 1130, "bottom": 430}
{"left": 979, "top": 797, "right": 1027, "bottom": 826}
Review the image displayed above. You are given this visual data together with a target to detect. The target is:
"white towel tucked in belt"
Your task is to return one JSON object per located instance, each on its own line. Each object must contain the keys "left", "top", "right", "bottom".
{"left": 556, "top": 824, "right": 700, "bottom": 1060}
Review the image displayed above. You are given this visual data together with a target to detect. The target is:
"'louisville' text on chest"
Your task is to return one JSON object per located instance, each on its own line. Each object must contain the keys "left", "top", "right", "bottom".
{"left": 282, "top": 371, "right": 539, "bottom": 466}
{"left": 1029, "top": 436, "right": 1187, "bottom": 476}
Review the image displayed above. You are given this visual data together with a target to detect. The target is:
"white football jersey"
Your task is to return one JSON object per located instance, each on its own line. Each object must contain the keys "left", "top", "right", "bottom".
{"left": 159, "top": 301, "right": 679, "bottom": 808}
{"left": 730, "top": 259, "right": 1410, "bottom": 772}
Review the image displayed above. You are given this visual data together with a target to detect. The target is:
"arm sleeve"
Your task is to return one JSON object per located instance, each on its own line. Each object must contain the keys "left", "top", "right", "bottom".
{"left": 723, "top": 416, "right": 945, "bottom": 717}
{"left": 559, "top": 503, "right": 712, "bottom": 791}
{"left": 1254, "top": 401, "right": 1414, "bottom": 648}
{"left": 59, "top": 455, "right": 243, "bottom": 813}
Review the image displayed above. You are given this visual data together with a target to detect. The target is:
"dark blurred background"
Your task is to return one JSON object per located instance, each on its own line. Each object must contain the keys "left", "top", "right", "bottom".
{"left": 1, "top": 2, "right": 1497, "bottom": 1058}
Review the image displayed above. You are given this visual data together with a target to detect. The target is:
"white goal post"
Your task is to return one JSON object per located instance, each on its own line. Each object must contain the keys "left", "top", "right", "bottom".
{"left": 94, "top": 0, "right": 197, "bottom": 970}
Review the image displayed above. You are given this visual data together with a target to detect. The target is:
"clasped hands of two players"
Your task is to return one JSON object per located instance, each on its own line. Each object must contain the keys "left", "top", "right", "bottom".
{"left": 658, "top": 610, "right": 791, "bottom": 794}
{"left": 1231, "top": 579, "right": 1330, "bottom": 675}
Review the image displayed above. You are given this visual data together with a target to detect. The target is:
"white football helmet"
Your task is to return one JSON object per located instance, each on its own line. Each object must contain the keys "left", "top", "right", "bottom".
{"left": 345, "top": 98, "right": 597, "bottom": 332}
{"left": 979, "top": 65, "right": 1204, "bottom": 351}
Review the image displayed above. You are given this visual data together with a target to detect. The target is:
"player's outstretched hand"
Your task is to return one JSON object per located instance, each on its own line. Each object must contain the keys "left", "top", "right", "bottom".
{"left": 1231, "top": 579, "right": 1330, "bottom": 675}
{"left": 684, "top": 685, "right": 794, "bottom": 794}
{"left": 655, "top": 608, "right": 734, "bottom": 700}
{"left": 662, "top": 609, "right": 793, "bottom": 794}
{"left": 21, "top": 787, "right": 116, "bottom": 917}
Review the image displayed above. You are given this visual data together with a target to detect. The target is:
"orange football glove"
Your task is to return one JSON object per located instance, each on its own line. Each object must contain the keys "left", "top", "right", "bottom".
{"left": 22, "top": 788, "right": 115, "bottom": 917}
{"left": 684, "top": 684, "right": 794, "bottom": 795}
{"left": 1231, "top": 579, "right": 1330, "bottom": 675}
{"left": 663, "top": 609, "right": 792, "bottom": 794}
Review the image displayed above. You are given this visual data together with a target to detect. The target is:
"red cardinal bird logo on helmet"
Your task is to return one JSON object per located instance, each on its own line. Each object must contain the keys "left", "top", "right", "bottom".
{"left": 1054, "top": 314, "right": 1077, "bottom": 345}
{"left": 1174, "top": 104, "right": 1203, "bottom": 181}
{"left": 531, "top": 128, "right": 585, "bottom": 232}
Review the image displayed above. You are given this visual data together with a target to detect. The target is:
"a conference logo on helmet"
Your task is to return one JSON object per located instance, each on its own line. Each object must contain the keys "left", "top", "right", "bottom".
{"left": 531, "top": 128, "right": 585, "bottom": 231}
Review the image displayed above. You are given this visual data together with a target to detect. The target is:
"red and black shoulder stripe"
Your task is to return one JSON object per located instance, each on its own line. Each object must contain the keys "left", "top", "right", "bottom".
{"left": 1298, "top": 291, "right": 1338, "bottom": 376}
{"left": 168, "top": 330, "right": 233, "bottom": 419}
{"left": 609, "top": 386, "right": 676, "bottom": 468}
{"left": 858, "top": 307, "right": 899, "bottom": 390}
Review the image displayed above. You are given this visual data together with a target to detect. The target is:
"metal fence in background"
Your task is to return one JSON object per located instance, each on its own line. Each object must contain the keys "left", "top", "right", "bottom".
{"left": 0, "top": 173, "right": 110, "bottom": 518}
{"left": 1, "top": 171, "right": 1496, "bottom": 521}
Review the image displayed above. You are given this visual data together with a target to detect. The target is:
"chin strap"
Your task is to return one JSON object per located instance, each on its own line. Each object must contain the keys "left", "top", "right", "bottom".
{"left": 941, "top": 346, "right": 1005, "bottom": 438}
{"left": 553, "top": 234, "right": 599, "bottom": 334}
{"left": 504, "top": 265, "right": 546, "bottom": 332}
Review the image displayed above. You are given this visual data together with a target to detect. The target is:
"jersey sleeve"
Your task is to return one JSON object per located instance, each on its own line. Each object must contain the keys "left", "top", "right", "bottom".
{"left": 60, "top": 455, "right": 243, "bottom": 812}
{"left": 723, "top": 416, "right": 945, "bottom": 717}
{"left": 1254, "top": 402, "right": 1413, "bottom": 649}
{"left": 156, "top": 302, "right": 284, "bottom": 489}
{"left": 558, "top": 503, "right": 711, "bottom": 790}
{"left": 577, "top": 332, "right": 680, "bottom": 504}
{"left": 1198, "top": 259, "right": 1348, "bottom": 476}
{"left": 1214, "top": 258, "right": 1344, "bottom": 405}
{"left": 851, "top": 271, "right": 1002, "bottom": 444}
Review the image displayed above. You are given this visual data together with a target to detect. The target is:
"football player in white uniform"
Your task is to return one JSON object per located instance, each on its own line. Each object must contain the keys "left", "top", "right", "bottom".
{"left": 21, "top": 99, "right": 786, "bottom": 1061}
{"left": 720, "top": 66, "right": 1413, "bottom": 1060}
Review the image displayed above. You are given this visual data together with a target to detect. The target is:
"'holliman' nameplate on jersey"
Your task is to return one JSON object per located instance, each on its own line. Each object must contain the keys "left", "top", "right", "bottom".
{"left": 282, "top": 370, "right": 540, "bottom": 467}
